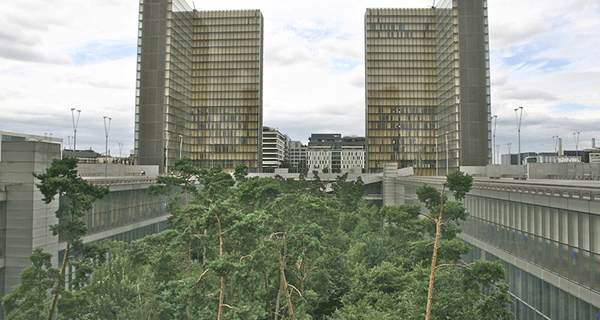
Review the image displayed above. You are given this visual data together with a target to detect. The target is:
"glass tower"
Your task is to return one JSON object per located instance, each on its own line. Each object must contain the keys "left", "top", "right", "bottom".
{"left": 136, "top": 0, "right": 263, "bottom": 173}
{"left": 365, "top": 0, "right": 490, "bottom": 175}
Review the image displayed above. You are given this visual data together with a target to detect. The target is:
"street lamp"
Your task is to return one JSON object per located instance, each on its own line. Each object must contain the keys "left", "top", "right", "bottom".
{"left": 573, "top": 132, "right": 580, "bottom": 179}
{"left": 492, "top": 115, "right": 497, "bottom": 165}
{"left": 103, "top": 116, "right": 111, "bottom": 177}
{"left": 573, "top": 132, "right": 580, "bottom": 159}
{"left": 514, "top": 106, "right": 523, "bottom": 178}
{"left": 165, "top": 132, "right": 170, "bottom": 174}
{"left": 119, "top": 142, "right": 123, "bottom": 163}
{"left": 179, "top": 134, "right": 183, "bottom": 158}
{"left": 71, "top": 108, "right": 81, "bottom": 151}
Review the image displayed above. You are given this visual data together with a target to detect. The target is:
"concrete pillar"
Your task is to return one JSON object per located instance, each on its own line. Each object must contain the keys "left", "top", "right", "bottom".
{"left": 559, "top": 138, "right": 563, "bottom": 156}
{"left": 1, "top": 141, "right": 60, "bottom": 297}
{"left": 382, "top": 162, "right": 398, "bottom": 206}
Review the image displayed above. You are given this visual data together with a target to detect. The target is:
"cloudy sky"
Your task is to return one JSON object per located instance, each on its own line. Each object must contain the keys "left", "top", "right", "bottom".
{"left": 1, "top": 0, "right": 599, "bottom": 159}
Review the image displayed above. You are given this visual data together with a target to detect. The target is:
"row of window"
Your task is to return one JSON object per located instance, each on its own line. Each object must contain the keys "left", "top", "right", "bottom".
{"left": 367, "top": 30, "right": 436, "bottom": 39}
{"left": 367, "top": 83, "right": 437, "bottom": 91}
{"left": 366, "top": 11, "right": 434, "bottom": 20}
{"left": 192, "top": 47, "right": 260, "bottom": 55}
{"left": 367, "top": 98, "right": 437, "bottom": 106}
{"left": 367, "top": 60, "right": 436, "bottom": 68}
{"left": 191, "top": 84, "right": 260, "bottom": 92}
{"left": 192, "top": 61, "right": 259, "bottom": 69}
{"left": 467, "top": 196, "right": 600, "bottom": 251}
{"left": 367, "top": 91, "right": 437, "bottom": 99}
{"left": 183, "top": 91, "right": 259, "bottom": 99}
{"left": 367, "top": 38, "right": 434, "bottom": 46}
{"left": 464, "top": 217, "right": 600, "bottom": 293}
{"left": 190, "top": 99, "right": 259, "bottom": 107}
{"left": 195, "top": 11, "right": 261, "bottom": 19}
{"left": 367, "top": 52, "right": 436, "bottom": 61}
{"left": 194, "top": 40, "right": 261, "bottom": 47}
{"left": 463, "top": 246, "right": 600, "bottom": 320}
{"left": 368, "top": 22, "right": 434, "bottom": 32}
{"left": 367, "top": 68, "right": 437, "bottom": 76}
{"left": 193, "top": 54, "right": 259, "bottom": 62}
{"left": 61, "top": 189, "right": 170, "bottom": 237}
{"left": 192, "top": 32, "right": 260, "bottom": 41}
{"left": 193, "top": 25, "right": 260, "bottom": 32}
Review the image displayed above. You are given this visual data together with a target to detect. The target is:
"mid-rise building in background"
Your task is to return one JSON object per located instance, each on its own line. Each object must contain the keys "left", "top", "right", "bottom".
{"left": 307, "top": 134, "right": 365, "bottom": 172}
{"left": 365, "top": 1, "right": 491, "bottom": 175}
{"left": 286, "top": 140, "right": 307, "bottom": 169}
{"left": 135, "top": 0, "right": 264, "bottom": 173}
{"left": 262, "top": 126, "right": 287, "bottom": 169}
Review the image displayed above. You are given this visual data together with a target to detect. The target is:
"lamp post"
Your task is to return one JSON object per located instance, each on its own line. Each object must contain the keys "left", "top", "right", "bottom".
{"left": 514, "top": 106, "right": 523, "bottom": 178}
{"left": 119, "top": 142, "right": 123, "bottom": 163}
{"left": 445, "top": 133, "right": 449, "bottom": 174}
{"left": 573, "top": 132, "right": 580, "bottom": 159}
{"left": 103, "top": 116, "right": 111, "bottom": 177}
{"left": 573, "top": 132, "right": 580, "bottom": 179}
{"left": 71, "top": 108, "right": 81, "bottom": 151}
{"left": 165, "top": 132, "right": 169, "bottom": 174}
{"left": 492, "top": 115, "right": 497, "bottom": 165}
{"left": 179, "top": 134, "right": 183, "bottom": 158}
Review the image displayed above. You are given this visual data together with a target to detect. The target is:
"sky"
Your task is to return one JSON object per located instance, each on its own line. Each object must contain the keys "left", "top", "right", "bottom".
{"left": 1, "top": 0, "right": 599, "bottom": 159}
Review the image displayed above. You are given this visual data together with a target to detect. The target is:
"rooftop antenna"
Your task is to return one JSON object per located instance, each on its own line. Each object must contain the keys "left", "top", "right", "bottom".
{"left": 192, "top": 1, "right": 196, "bottom": 10}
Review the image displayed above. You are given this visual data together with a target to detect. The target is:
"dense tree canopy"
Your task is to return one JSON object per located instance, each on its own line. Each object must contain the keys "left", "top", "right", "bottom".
{"left": 5, "top": 161, "right": 511, "bottom": 319}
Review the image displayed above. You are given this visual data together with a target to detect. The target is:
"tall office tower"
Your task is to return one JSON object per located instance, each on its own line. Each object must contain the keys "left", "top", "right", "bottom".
{"left": 365, "top": 0, "right": 490, "bottom": 175}
{"left": 136, "top": 0, "right": 264, "bottom": 173}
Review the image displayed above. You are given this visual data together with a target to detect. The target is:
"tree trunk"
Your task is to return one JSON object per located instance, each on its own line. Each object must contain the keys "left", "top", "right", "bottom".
{"left": 47, "top": 242, "right": 69, "bottom": 320}
{"left": 279, "top": 251, "right": 295, "bottom": 320}
{"left": 48, "top": 214, "right": 77, "bottom": 320}
{"left": 425, "top": 186, "right": 445, "bottom": 320}
{"left": 216, "top": 214, "right": 226, "bottom": 320}
{"left": 186, "top": 219, "right": 192, "bottom": 277}
{"left": 274, "top": 277, "right": 283, "bottom": 320}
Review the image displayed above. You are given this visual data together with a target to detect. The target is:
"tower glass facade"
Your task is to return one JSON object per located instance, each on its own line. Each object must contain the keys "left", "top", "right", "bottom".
{"left": 365, "top": 0, "right": 490, "bottom": 175}
{"left": 136, "top": 0, "right": 263, "bottom": 173}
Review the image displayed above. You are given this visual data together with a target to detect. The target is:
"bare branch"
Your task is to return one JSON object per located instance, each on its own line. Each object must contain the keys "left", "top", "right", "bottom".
{"left": 436, "top": 262, "right": 475, "bottom": 270}
{"left": 197, "top": 268, "right": 210, "bottom": 284}
{"left": 240, "top": 254, "right": 254, "bottom": 262}
{"left": 420, "top": 212, "right": 437, "bottom": 223}
{"left": 287, "top": 284, "right": 303, "bottom": 299}
{"left": 221, "top": 304, "right": 233, "bottom": 310}
{"left": 269, "top": 232, "right": 287, "bottom": 240}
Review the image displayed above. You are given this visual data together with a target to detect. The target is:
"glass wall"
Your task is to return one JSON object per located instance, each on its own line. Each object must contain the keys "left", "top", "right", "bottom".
{"left": 462, "top": 194, "right": 600, "bottom": 318}
{"left": 191, "top": 10, "right": 263, "bottom": 171}
{"left": 0, "top": 200, "right": 5, "bottom": 259}
{"left": 365, "top": 8, "right": 437, "bottom": 174}
{"left": 463, "top": 245, "right": 600, "bottom": 320}
{"left": 59, "top": 187, "right": 170, "bottom": 240}
{"left": 136, "top": 0, "right": 264, "bottom": 173}
{"left": 365, "top": 1, "right": 490, "bottom": 174}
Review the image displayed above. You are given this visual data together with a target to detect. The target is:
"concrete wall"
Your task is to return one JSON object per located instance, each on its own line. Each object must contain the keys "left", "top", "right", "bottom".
{"left": 0, "top": 141, "right": 60, "bottom": 296}
{"left": 77, "top": 163, "right": 159, "bottom": 177}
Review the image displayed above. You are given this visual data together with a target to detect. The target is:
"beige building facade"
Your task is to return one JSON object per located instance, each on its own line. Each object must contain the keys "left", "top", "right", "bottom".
{"left": 135, "top": 0, "right": 263, "bottom": 173}
{"left": 365, "top": 0, "right": 491, "bottom": 175}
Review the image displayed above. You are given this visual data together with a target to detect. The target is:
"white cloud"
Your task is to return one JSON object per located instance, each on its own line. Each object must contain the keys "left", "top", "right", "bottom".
{"left": 1, "top": 0, "right": 598, "bottom": 154}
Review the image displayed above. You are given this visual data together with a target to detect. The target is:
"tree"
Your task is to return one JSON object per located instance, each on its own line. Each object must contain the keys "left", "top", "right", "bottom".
{"left": 415, "top": 170, "right": 497, "bottom": 320}
{"left": 33, "top": 157, "right": 109, "bottom": 320}
{"left": 2, "top": 249, "right": 60, "bottom": 320}
{"left": 148, "top": 157, "right": 203, "bottom": 277}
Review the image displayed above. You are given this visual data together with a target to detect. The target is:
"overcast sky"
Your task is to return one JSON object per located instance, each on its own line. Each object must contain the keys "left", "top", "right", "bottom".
{"left": 1, "top": 0, "right": 599, "bottom": 158}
